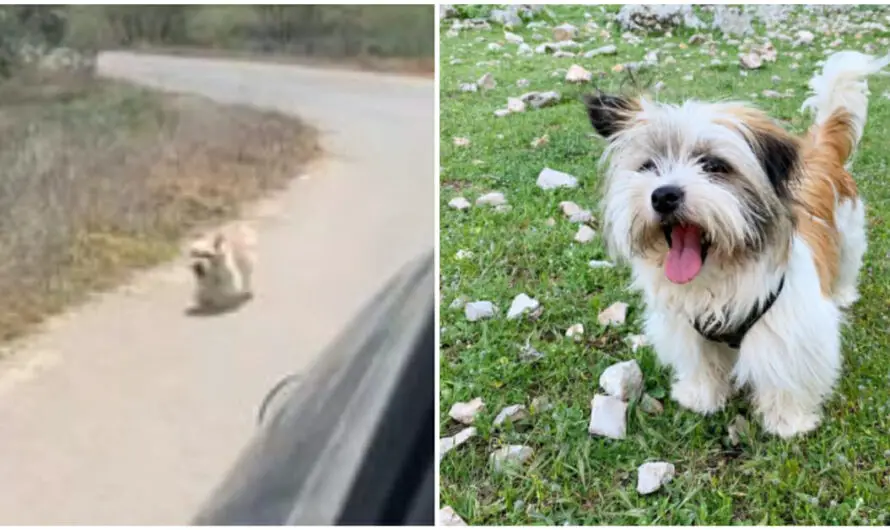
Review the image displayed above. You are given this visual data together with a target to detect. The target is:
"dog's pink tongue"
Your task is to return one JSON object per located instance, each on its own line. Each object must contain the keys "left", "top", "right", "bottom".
{"left": 665, "top": 225, "right": 703, "bottom": 284}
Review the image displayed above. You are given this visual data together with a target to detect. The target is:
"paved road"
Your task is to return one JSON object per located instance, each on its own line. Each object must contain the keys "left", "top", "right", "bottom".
{"left": 0, "top": 52, "right": 433, "bottom": 524}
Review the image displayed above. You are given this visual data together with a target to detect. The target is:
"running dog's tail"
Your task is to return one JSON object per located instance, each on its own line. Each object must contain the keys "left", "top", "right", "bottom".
{"left": 801, "top": 50, "right": 890, "bottom": 162}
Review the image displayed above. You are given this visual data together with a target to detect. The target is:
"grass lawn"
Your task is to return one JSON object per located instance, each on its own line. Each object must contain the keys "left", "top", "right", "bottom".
{"left": 0, "top": 66, "right": 318, "bottom": 343}
{"left": 439, "top": 5, "right": 890, "bottom": 525}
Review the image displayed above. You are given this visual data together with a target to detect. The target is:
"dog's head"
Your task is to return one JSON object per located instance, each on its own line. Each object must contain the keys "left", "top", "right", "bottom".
{"left": 584, "top": 92, "right": 799, "bottom": 284}
{"left": 189, "top": 234, "right": 228, "bottom": 280}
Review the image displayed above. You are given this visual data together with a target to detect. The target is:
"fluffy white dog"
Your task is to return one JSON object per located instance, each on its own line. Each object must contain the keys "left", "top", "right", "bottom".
{"left": 188, "top": 223, "right": 256, "bottom": 311}
{"left": 584, "top": 50, "right": 889, "bottom": 438}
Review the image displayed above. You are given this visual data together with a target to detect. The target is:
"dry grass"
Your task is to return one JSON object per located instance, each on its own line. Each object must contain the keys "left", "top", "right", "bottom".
{"left": 0, "top": 68, "right": 319, "bottom": 342}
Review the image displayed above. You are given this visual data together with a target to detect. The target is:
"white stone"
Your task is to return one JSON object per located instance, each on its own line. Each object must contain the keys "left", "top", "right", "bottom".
{"left": 453, "top": 136, "right": 471, "bottom": 147}
{"left": 553, "top": 23, "right": 578, "bottom": 41}
{"left": 796, "top": 30, "right": 814, "bottom": 45}
{"left": 478, "top": 72, "right": 497, "bottom": 90}
{"left": 490, "top": 445, "right": 534, "bottom": 472}
{"left": 439, "top": 426, "right": 477, "bottom": 461}
{"left": 566, "top": 323, "right": 584, "bottom": 339}
{"left": 455, "top": 249, "right": 474, "bottom": 260}
{"left": 599, "top": 360, "right": 644, "bottom": 401}
{"left": 739, "top": 52, "right": 762, "bottom": 69}
{"left": 439, "top": 506, "right": 467, "bottom": 526}
{"left": 560, "top": 201, "right": 592, "bottom": 222}
{"left": 644, "top": 50, "right": 659, "bottom": 64}
{"left": 598, "top": 302, "right": 628, "bottom": 326}
{"left": 640, "top": 394, "right": 664, "bottom": 414}
{"left": 448, "top": 197, "right": 471, "bottom": 210}
{"left": 493, "top": 404, "right": 529, "bottom": 426}
{"left": 637, "top": 462, "right": 675, "bottom": 494}
{"left": 487, "top": 42, "right": 503, "bottom": 52}
{"left": 476, "top": 191, "right": 507, "bottom": 206}
{"left": 553, "top": 50, "right": 575, "bottom": 58}
{"left": 449, "top": 295, "right": 469, "bottom": 309}
{"left": 459, "top": 83, "right": 478, "bottom": 92}
{"left": 464, "top": 301, "right": 496, "bottom": 322}
{"left": 627, "top": 334, "right": 649, "bottom": 352}
{"left": 521, "top": 91, "right": 561, "bottom": 108}
{"left": 589, "top": 260, "right": 615, "bottom": 269}
{"left": 517, "top": 43, "right": 533, "bottom": 56}
{"left": 565, "top": 64, "right": 593, "bottom": 83}
{"left": 507, "top": 97, "right": 526, "bottom": 113}
{"left": 537, "top": 167, "right": 578, "bottom": 189}
{"left": 574, "top": 225, "right": 596, "bottom": 243}
{"left": 507, "top": 293, "right": 540, "bottom": 320}
{"left": 583, "top": 44, "right": 618, "bottom": 57}
{"left": 494, "top": 108, "right": 510, "bottom": 117}
{"left": 588, "top": 394, "right": 627, "bottom": 439}
{"left": 449, "top": 397, "right": 485, "bottom": 424}
{"left": 505, "top": 31, "right": 524, "bottom": 44}
{"left": 531, "top": 396, "right": 553, "bottom": 412}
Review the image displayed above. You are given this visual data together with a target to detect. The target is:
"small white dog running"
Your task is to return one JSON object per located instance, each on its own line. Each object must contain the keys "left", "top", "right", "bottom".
{"left": 584, "top": 50, "right": 888, "bottom": 438}
{"left": 188, "top": 223, "right": 256, "bottom": 311}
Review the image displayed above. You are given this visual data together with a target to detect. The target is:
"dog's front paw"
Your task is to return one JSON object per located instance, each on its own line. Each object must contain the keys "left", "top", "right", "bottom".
{"left": 671, "top": 376, "right": 729, "bottom": 415}
{"left": 759, "top": 407, "right": 821, "bottom": 439}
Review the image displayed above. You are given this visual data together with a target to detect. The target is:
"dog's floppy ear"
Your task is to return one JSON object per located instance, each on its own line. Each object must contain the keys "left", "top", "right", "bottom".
{"left": 582, "top": 92, "right": 640, "bottom": 140}
{"left": 748, "top": 128, "right": 800, "bottom": 200}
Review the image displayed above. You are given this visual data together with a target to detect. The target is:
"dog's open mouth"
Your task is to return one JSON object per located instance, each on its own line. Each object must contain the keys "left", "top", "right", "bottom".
{"left": 662, "top": 223, "right": 710, "bottom": 284}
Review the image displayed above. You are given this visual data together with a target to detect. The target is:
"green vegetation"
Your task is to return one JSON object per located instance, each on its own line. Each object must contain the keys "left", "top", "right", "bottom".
{"left": 440, "top": 5, "right": 890, "bottom": 525}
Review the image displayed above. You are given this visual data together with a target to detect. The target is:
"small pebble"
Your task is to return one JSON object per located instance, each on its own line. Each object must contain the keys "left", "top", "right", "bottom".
{"left": 588, "top": 394, "right": 627, "bottom": 439}
{"left": 637, "top": 462, "right": 675, "bottom": 494}
{"left": 574, "top": 225, "right": 596, "bottom": 243}
{"left": 439, "top": 426, "right": 477, "bottom": 461}
{"left": 493, "top": 404, "right": 529, "bottom": 426}
{"left": 449, "top": 397, "right": 485, "bottom": 424}
{"left": 589, "top": 260, "right": 615, "bottom": 269}
{"left": 507, "top": 293, "right": 540, "bottom": 320}
{"left": 478, "top": 72, "right": 497, "bottom": 90}
{"left": 448, "top": 197, "right": 471, "bottom": 210}
{"left": 599, "top": 360, "right": 644, "bottom": 401}
{"left": 566, "top": 323, "right": 584, "bottom": 339}
{"left": 640, "top": 394, "right": 664, "bottom": 415}
{"left": 439, "top": 506, "right": 467, "bottom": 526}
{"left": 465, "top": 301, "right": 496, "bottom": 322}
{"left": 537, "top": 167, "right": 579, "bottom": 189}
{"left": 490, "top": 445, "right": 534, "bottom": 472}
{"left": 475, "top": 192, "right": 507, "bottom": 207}
{"left": 598, "top": 302, "right": 628, "bottom": 326}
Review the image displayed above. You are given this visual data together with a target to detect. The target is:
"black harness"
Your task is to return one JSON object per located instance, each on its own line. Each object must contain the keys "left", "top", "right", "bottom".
{"left": 691, "top": 276, "right": 786, "bottom": 349}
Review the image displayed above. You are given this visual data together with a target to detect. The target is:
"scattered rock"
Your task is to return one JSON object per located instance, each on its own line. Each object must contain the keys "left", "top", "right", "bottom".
{"left": 565, "top": 64, "right": 593, "bottom": 83}
{"left": 449, "top": 397, "right": 485, "bottom": 424}
{"left": 493, "top": 404, "right": 529, "bottom": 426}
{"left": 553, "top": 23, "right": 578, "bottom": 41}
{"left": 439, "top": 506, "right": 467, "bottom": 526}
{"left": 448, "top": 197, "right": 471, "bottom": 210}
{"left": 574, "top": 225, "right": 596, "bottom": 243}
{"left": 517, "top": 78, "right": 530, "bottom": 87}
{"left": 553, "top": 50, "right": 575, "bottom": 58}
{"left": 478, "top": 72, "right": 497, "bottom": 90}
{"left": 454, "top": 249, "right": 473, "bottom": 261}
{"left": 598, "top": 302, "right": 629, "bottom": 326}
{"left": 559, "top": 201, "right": 590, "bottom": 221}
{"left": 487, "top": 42, "right": 503, "bottom": 52}
{"left": 583, "top": 44, "right": 618, "bottom": 57}
{"left": 795, "top": 29, "right": 815, "bottom": 46}
{"left": 465, "top": 301, "right": 496, "bottom": 322}
{"left": 566, "top": 323, "right": 584, "bottom": 339}
{"left": 627, "top": 334, "right": 649, "bottom": 352}
{"left": 476, "top": 192, "right": 507, "bottom": 206}
{"left": 637, "top": 462, "right": 675, "bottom": 494}
{"left": 589, "top": 260, "right": 615, "bottom": 269}
{"left": 490, "top": 7, "right": 523, "bottom": 28}
{"left": 449, "top": 295, "right": 469, "bottom": 309}
{"left": 728, "top": 414, "right": 751, "bottom": 446}
{"left": 739, "top": 52, "right": 762, "bottom": 69}
{"left": 599, "top": 360, "right": 644, "bottom": 401}
{"left": 640, "top": 394, "right": 664, "bottom": 414}
{"left": 537, "top": 167, "right": 578, "bottom": 189}
{"left": 617, "top": 5, "right": 703, "bottom": 32}
{"left": 453, "top": 136, "right": 471, "bottom": 147}
{"left": 761, "top": 89, "right": 784, "bottom": 99}
{"left": 517, "top": 43, "right": 533, "bottom": 56}
{"left": 507, "top": 293, "right": 540, "bottom": 320}
{"left": 494, "top": 108, "right": 511, "bottom": 118}
{"left": 644, "top": 50, "right": 659, "bottom": 65}
{"left": 520, "top": 91, "right": 561, "bottom": 109}
{"left": 505, "top": 31, "right": 524, "bottom": 44}
{"left": 588, "top": 394, "right": 627, "bottom": 439}
{"left": 712, "top": 6, "right": 753, "bottom": 36}
{"left": 439, "top": 426, "right": 477, "bottom": 460}
{"left": 507, "top": 97, "right": 526, "bottom": 113}
{"left": 519, "top": 342, "right": 545, "bottom": 363}
{"left": 531, "top": 396, "right": 553, "bottom": 413}
{"left": 490, "top": 445, "right": 534, "bottom": 472}
{"left": 459, "top": 83, "right": 478, "bottom": 93}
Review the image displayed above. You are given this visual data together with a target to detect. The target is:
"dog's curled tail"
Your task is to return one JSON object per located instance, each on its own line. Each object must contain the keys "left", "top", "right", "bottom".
{"left": 801, "top": 50, "right": 890, "bottom": 156}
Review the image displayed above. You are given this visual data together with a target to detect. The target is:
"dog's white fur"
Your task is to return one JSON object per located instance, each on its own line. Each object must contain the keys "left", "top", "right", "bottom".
{"left": 188, "top": 223, "right": 256, "bottom": 309}
{"left": 587, "top": 51, "right": 886, "bottom": 438}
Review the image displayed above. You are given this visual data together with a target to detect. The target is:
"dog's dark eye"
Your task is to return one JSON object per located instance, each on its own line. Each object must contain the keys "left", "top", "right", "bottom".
{"left": 638, "top": 159, "right": 657, "bottom": 173}
{"left": 700, "top": 155, "right": 732, "bottom": 174}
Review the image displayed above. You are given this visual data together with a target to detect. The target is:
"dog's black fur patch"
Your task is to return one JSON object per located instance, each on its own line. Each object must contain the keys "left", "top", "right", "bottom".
{"left": 582, "top": 93, "right": 637, "bottom": 139}
{"left": 749, "top": 130, "right": 800, "bottom": 201}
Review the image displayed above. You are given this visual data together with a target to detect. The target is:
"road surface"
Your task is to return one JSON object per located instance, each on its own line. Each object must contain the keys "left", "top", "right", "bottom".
{"left": 0, "top": 52, "right": 433, "bottom": 524}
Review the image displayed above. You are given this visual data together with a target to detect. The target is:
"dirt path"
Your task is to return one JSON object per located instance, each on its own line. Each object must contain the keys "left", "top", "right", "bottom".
{"left": 0, "top": 52, "right": 433, "bottom": 524}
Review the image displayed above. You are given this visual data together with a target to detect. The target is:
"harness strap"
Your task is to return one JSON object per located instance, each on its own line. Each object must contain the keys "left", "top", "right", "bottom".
{"left": 691, "top": 276, "right": 785, "bottom": 349}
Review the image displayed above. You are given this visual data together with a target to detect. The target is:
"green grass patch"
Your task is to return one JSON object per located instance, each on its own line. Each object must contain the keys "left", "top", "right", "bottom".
{"left": 439, "top": 5, "right": 890, "bottom": 525}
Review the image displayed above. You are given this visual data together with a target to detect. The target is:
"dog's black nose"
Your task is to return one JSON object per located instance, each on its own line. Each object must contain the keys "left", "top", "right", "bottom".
{"left": 651, "top": 185, "right": 685, "bottom": 215}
